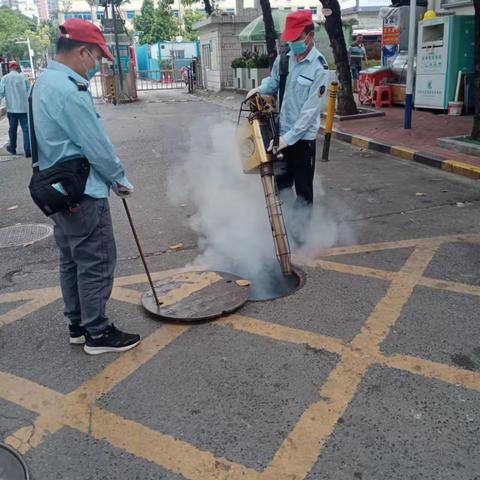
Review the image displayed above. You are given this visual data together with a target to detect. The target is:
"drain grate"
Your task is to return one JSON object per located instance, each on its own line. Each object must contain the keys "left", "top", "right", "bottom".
{"left": 0, "top": 224, "right": 53, "bottom": 248}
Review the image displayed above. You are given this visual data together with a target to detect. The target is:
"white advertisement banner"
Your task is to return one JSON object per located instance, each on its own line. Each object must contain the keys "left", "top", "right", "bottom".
{"left": 340, "top": 0, "right": 357, "bottom": 10}
{"left": 359, "top": 0, "right": 391, "bottom": 7}
{"left": 415, "top": 74, "right": 446, "bottom": 108}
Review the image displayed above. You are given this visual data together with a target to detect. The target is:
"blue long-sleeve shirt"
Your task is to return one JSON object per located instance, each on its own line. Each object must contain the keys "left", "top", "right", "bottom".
{"left": 0, "top": 70, "right": 30, "bottom": 113}
{"left": 31, "top": 61, "right": 127, "bottom": 199}
{"left": 259, "top": 47, "right": 329, "bottom": 146}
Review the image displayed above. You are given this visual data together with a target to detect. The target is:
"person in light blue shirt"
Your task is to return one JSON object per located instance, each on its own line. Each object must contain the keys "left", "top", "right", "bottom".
{"left": 0, "top": 61, "right": 31, "bottom": 157}
{"left": 246, "top": 11, "right": 329, "bottom": 211}
{"left": 31, "top": 19, "right": 140, "bottom": 355}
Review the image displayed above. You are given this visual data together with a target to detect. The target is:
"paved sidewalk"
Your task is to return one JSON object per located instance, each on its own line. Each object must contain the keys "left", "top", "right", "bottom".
{"left": 335, "top": 107, "right": 476, "bottom": 165}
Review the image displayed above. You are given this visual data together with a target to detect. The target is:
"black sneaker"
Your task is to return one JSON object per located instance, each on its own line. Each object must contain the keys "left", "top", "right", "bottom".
{"left": 83, "top": 324, "right": 140, "bottom": 355}
{"left": 25, "top": 153, "right": 32, "bottom": 158}
{"left": 6, "top": 146, "right": 16, "bottom": 155}
{"left": 69, "top": 324, "right": 86, "bottom": 345}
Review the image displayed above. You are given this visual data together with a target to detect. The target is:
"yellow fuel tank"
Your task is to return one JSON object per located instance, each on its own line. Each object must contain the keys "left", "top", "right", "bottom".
{"left": 237, "top": 119, "right": 273, "bottom": 174}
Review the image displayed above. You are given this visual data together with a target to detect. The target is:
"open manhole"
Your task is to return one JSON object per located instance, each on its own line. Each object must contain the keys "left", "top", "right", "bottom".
{"left": 0, "top": 224, "right": 53, "bottom": 248}
{"left": 239, "top": 261, "right": 305, "bottom": 302}
{"left": 0, "top": 443, "right": 30, "bottom": 479}
{"left": 142, "top": 270, "right": 250, "bottom": 321}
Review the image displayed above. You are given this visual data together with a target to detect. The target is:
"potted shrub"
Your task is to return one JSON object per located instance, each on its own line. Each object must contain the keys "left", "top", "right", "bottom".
{"left": 231, "top": 57, "right": 247, "bottom": 89}
{"left": 231, "top": 52, "right": 271, "bottom": 91}
{"left": 246, "top": 53, "right": 270, "bottom": 91}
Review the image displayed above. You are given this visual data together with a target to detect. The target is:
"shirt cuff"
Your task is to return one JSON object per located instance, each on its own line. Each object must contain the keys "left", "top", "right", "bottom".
{"left": 113, "top": 173, "right": 131, "bottom": 188}
{"left": 282, "top": 131, "right": 299, "bottom": 146}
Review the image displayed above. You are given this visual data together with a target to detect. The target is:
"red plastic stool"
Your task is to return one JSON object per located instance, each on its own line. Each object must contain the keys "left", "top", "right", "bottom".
{"left": 372, "top": 85, "right": 392, "bottom": 109}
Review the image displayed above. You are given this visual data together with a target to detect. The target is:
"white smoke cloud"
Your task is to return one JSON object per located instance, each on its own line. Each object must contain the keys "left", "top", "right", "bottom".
{"left": 167, "top": 120, "right": 353, "bottom": 299}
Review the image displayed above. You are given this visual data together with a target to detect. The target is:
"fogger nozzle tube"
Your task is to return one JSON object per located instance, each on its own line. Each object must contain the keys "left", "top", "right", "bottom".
{"left": 259, "top": 164, "right": 292, "bottom": 277}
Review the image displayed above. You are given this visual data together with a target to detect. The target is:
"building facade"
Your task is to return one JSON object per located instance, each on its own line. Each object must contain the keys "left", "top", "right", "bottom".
{"left": 434, "top": 0, "right": 473, "bottom": 15}
{"left": 58, "top": 0, "right": 331, "bottom": 31}
{"left": 0, "top": 0, "right": 39, "bottom": 19}
{"left": 340, "top": 0, "right": 390, "bottom": 30}
{"left": 36, "top": 0, "right": 49, "bottom": 20}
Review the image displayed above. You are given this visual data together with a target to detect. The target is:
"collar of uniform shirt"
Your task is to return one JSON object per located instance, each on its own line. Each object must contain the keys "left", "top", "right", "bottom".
{"left": 47, "top": 59, "right": 89, "bottom": 87}
{"left": 287, "top": 46, "right": 321, "bottom": 64}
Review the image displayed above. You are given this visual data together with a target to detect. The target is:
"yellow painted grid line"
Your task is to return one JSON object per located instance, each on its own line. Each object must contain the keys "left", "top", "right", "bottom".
{"left": 217, "top": 315, "right": 345, "bottom": 355}
{"left": 380, "top": 353, "right": 480, "bottom": 393}
{"left": 318, "top": 232, "right": 480, "bottom": 258}
{"left": 259, "top": 244, "right": 438, "bottom": 479}
{"left": 1, "top": 232, "right": 480, "bottom": 479}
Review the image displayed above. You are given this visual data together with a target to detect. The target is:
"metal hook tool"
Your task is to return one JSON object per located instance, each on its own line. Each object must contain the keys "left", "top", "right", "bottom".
{"left": 122, "top": 198, "right": 161, "bottom": 308}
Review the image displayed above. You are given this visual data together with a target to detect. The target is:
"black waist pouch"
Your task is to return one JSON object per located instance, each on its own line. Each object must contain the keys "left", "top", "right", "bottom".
{"left": 28, "top": 157, "right": 90, "bottom": 216}
{"left": 28, "top": 82, "right": 91, "bottom": 217}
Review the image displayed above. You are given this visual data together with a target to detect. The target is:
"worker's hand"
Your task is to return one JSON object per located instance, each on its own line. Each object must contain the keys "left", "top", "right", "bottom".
{"left": 113, "top": 176, "right": 134, "bottom": 197}
{"left": 267, "top": 136, "right": 288, "bottom": 154}
{"left": 246, "top": 87, "right": 260, "bottom": 99}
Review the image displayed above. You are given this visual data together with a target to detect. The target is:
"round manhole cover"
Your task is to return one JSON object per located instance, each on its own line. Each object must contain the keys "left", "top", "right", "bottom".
{"left": 0, "top": 224, "right": 53, "bottom": 248}
{"left": 142, "top": 270, "right": 250, "bottom": 321}
{"left": 0, "top": 443, "right": 30, "bottom": 479}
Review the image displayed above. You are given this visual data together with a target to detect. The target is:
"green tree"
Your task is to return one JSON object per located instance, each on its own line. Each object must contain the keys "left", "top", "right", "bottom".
{"left": 203, "top": 0, "right": 214, "bottom": 15}
{"left": 0, "top": 6, "right": 35, "bottom": 59}
{"left": 28, "top": 24, "right": 51, "bottom": 67}
{"left": 134, "top": 0, "right": 156, "bottom": 44}
{"left": 259, "top": 0, "right": 277, "bottom": 69}
{"left": 183, "top": 9, "right": 204, "bottom": 41}
{"left": 134, "top": 0, "right": 179, "bottom": 44}
{"left": 154, "top": 0, "right": 180, "bottom": 41}
{"left": 319, "top": 0, "right": 358, "bottom": 116}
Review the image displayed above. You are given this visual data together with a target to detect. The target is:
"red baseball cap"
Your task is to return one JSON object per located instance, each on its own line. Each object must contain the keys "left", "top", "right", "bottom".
{"left": 281, "top": 10, "right": 314, "bottom": 42}
{"left": 59, "top": 19, "right": 114, "bottom": 61}
{"left": 8, "top": 61, "right": 20, "bottom": 70}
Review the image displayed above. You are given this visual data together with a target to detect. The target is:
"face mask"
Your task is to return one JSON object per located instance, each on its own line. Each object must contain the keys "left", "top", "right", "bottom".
{"left": 288, "top": 39, "right": 308, "bottom": 56}
{"left": 83, "top": 49, "right": 100, "bottom": 80}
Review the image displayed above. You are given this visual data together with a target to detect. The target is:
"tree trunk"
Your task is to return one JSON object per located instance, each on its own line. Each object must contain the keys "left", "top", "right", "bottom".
{"left": 204, "top": 0, "right": 214, "bottom": 16}
{"left": 260, "top": 0, "right": 277, "bottom": 69}
{"left": 471, "top": 0, "right": 480, "bottom": 139}
{"left": 320, "top": 0, "right": 358, "bottom": 116}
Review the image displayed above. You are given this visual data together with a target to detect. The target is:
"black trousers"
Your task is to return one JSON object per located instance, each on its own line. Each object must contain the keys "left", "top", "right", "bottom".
{"left": 275, "top": 139, "right": 316, "bottom": 205}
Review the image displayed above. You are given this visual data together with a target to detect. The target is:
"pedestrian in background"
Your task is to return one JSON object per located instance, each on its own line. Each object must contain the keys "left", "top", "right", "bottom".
{"left": 31, "top": 19, "right": 140, "bottom": 355}
{"left": 348, "top": 35, "right": 367, "bottom": 93}
{"left": 0, "top": 61, "right": 31, "bottom": 157}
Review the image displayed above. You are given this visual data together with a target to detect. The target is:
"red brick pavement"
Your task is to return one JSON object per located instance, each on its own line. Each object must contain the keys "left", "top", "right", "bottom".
{"left": 335, "top": 106, "right": 479, "bottom": 167}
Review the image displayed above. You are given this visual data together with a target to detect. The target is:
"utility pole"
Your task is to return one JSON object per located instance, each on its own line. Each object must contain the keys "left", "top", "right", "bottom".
{"left": 111, "top": 0, "right": 124, "bottom": 93}
{"left": 15, "top": 37, "right": 35, "bottom": 80}
{"left": 404, "top": 0, "right": 416, "bottom": 129}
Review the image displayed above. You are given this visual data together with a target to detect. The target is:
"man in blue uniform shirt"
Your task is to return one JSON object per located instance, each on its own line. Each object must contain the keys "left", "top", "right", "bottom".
{"left": 31, "top": 19, "right": 140, "bottom": 355}
{"left": 0, "top": 61, "right": 31, "bottom": 157}
{"left": 247, "top": 11, "right": 328, "bottom": 242}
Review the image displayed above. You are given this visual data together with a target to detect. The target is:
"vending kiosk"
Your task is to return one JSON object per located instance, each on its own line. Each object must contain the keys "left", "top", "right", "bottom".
{"left": 414, "top": 15, "right": 475, "bottom": 110}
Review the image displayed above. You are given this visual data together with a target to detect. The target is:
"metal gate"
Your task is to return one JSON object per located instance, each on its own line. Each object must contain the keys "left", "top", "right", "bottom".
{"left": 136, "top": 69, "right": 184, "bottom": 91}
{"left": 89, "top": 60, "right": 201, "bottom": 100}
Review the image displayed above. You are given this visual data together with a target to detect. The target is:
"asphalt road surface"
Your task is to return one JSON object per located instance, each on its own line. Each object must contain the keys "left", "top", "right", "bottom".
{"left": 0, "top": 89, "right": 479, "bottom": 480}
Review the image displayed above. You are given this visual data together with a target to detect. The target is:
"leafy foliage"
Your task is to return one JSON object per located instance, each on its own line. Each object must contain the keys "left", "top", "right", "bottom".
{"left": 183, "top": 9, "right": 204, "bottom": 41}
{"left": 0, "top": 6, "right": 36, "bottom": 60}
{"left": 0, "top": 6, "right": 57, "bottom": 67}
{"left": 134, "top": 0, "right": 180, "bottom": 44}
{"left": 231, "top": 52, "right": 270, "bottom": 69}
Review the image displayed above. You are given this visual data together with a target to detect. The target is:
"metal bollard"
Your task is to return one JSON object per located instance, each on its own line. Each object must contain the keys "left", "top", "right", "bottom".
{"left": 321, "top": 81, "right": 338, "bottom": 162}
